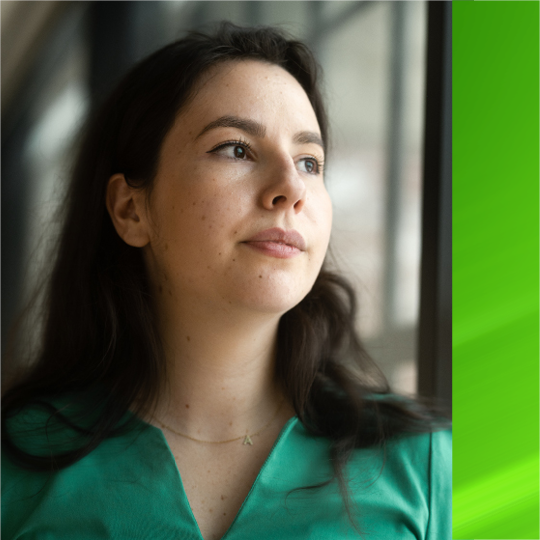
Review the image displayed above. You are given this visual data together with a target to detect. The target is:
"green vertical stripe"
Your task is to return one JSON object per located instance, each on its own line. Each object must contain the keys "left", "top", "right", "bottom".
{"left": 453, "top": 2, "right": 540, "bottom": 539}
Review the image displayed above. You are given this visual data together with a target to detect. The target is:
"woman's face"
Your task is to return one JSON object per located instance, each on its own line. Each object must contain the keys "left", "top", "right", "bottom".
{"left": 143, "top": 59, "right": 333, "bottom": 316}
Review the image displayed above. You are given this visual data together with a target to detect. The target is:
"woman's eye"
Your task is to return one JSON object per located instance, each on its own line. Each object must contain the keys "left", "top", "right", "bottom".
{"left": 229, "top": 145, "right": 247, "bottom": 159}
{"left": 298, "top": 158, "right": 319, "bottom": 174}
{"left": 210, "top": 142, "right": 250, "bottom": 160}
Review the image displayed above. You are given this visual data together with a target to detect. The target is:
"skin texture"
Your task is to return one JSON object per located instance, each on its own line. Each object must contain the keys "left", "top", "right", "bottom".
{"left": 106, "top": 60, "right": 333, "bottom": 540}
{"left": 147, "top": 61, "right": 330, "bottom": 316}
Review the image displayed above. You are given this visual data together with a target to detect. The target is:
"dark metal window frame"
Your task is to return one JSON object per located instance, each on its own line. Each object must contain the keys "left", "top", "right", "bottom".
{"left": 417, "top": 1, "right": 452, "bottom": 414}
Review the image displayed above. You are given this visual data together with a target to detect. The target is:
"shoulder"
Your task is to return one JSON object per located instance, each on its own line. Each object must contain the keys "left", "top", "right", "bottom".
{"left": 346, "top": 428, "right": 451, "bottom": 485}
{"left": 2, "top": 402, "right": 69, "bottom": 540}
{"left": 384, "top": 428, "right": 452, "bottom": 501}
{"left": 364, "top": 393, "right": 452, "bottom": 469}
{"left": 346, "top": 428, "right": 452, "bottom": 539}
{"left": 2, "top": 398, "right": 154, "bottom": 540}
{"left": 387, "top": 428, "right": 452, "bottom": 464}
{"left": 2, "top": 391, "right": 148, "bottom": 469}
{"left": 2, "top": 391, "right": 102, "bottom": 459}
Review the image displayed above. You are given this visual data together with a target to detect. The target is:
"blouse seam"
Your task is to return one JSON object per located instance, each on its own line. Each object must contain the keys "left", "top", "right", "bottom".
{"left": 424, "top": 431, "right": 433, "bottom": 539}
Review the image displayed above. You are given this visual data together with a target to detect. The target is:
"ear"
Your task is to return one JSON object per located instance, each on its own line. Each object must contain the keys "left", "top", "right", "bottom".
{"left": 106, "top": 174, "right": 150, "bottom": 247}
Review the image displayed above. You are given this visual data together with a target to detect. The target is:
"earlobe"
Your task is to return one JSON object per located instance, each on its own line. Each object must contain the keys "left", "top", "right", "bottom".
{"left": 106, "top": 174, "right": 150, "bottom": 247}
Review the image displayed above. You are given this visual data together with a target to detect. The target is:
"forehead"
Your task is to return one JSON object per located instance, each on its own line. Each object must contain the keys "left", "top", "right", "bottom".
{"left": 178, "top": 59, "right": 320, "bottom": 133}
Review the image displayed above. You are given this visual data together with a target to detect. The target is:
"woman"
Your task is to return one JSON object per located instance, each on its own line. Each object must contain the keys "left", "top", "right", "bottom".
{"left": 2, "top": 23, "right": 451, "bottom": 540}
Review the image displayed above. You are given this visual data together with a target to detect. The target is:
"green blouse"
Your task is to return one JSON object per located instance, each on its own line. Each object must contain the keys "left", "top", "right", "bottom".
{"left": 2, "top": 405, "right": 452, "bottom": 539}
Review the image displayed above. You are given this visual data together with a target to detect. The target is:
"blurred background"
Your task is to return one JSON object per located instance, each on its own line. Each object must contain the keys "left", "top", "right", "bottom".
{"left": 1, "top": 1, "right": 451, "bottom": 410}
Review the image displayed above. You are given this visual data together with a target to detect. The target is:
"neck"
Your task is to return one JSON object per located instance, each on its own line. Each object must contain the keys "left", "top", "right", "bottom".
{"left": 152, "top": 294, "right": 289, "bottom": 441}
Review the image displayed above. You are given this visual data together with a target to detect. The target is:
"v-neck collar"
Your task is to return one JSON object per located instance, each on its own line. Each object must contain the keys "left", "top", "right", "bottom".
{"left": 134, "top": 414, "right": 299, "bottom": 540}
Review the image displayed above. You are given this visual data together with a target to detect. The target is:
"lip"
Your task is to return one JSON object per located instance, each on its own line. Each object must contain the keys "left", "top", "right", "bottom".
{"left": 242, "top": 227, "right": 306, "bottom": 259}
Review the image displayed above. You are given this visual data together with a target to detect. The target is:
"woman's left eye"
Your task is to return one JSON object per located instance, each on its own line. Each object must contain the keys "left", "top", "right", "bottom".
{"left": 208, "top": 141, "right": 252, "bottom": 160}
{"left": 297, "top": 158, "right": 320, "bottom": 175}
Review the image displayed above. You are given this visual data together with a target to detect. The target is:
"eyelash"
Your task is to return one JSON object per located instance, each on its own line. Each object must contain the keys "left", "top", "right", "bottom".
{"left": 207, "top": 139, "right": 324, "bottom": 175}
{"left": 208, "top": 138, "right": 253, "bottom": 155}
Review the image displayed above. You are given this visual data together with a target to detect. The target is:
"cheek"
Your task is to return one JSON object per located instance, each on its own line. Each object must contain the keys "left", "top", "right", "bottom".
{"left": 309, "top": 190, "right": 333, "bottom": 248}
{"left": 320, "top": 193, "right": 333, "bottom": 235}
{"left": 158, "top": 180, "right": 216, "bottom": 233}
{"left": 157, "top": 182, "right": 247, "bottom": 264}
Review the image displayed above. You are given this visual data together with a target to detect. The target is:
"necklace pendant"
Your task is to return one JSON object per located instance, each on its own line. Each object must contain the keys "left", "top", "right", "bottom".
{"left": 243, "top": 435, "right": 253, "bottom": 446}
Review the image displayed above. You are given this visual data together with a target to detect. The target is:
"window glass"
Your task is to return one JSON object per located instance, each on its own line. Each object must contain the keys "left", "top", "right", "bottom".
{"left": 22, "top": 29, "right": 90, "bottom": 302}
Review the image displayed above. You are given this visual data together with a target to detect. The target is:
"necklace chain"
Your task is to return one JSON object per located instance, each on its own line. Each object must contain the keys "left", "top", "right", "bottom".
{"left": 153, "top": 399, "right": 284, "bottom": 445}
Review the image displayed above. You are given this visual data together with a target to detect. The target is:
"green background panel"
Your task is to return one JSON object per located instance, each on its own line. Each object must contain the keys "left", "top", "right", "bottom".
{"left": 453, "top": 2, "right": 539, "bottom": 539}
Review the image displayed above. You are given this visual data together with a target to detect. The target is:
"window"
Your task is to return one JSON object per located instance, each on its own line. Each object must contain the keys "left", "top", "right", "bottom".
{"left": 3, "top": 1, "right": 439, "bottom": 400}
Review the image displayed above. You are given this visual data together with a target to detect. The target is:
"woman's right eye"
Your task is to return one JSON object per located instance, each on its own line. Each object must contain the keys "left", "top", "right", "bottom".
{"left": 224, "top": 144, "right": 247, "bottom": 159}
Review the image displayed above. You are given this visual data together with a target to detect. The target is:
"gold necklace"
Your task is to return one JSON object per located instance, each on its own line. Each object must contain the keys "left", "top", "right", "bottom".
{"left": 153, "top": 399, "right": 284, "bottom": 446}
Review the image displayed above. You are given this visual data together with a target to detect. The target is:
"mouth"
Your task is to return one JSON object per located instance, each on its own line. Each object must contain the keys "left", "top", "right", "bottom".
{"left": 242, "top": 241, "right": 302, "bottom": 259}
{"left": 242, "top": 228, "right": 306, "bottom": 259}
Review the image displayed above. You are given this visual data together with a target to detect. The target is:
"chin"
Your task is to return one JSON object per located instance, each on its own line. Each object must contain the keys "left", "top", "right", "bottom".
{"left": 232, "top": 277, "right": 313, "bottom": 316}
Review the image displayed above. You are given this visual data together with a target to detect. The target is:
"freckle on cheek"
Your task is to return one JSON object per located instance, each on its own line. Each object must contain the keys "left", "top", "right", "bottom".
{"left": 201, "top": 216, "right": 206, "bottom": 221}
{"left": 259, "top": 275, "right": 262, "bottom": 278}
{"left": 164, "top": 243, "right": 168, "bottom": 251}
{"left": 186, "top": 336, "right": 190, "bottom": 342}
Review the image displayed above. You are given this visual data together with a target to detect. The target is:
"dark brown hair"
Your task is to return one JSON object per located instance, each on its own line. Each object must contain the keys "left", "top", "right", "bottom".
{"left": 2, "top": 22, "right": 444, "bottom": 525}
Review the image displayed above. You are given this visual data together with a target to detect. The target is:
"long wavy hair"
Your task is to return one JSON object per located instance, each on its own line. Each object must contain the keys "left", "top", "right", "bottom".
{"left": 3, "top": 22, "right": 444, "bottom": 524}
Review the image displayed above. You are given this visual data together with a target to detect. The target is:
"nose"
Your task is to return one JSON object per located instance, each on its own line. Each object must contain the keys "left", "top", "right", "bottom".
{"left": 260, "top": 156, "right": 306, "bottom": 213}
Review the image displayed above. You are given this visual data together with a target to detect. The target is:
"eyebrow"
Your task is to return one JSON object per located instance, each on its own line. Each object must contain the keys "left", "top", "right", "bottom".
{"left": 293, "top": 131, "right": 324, "bottom": 150}
{"left": 196, "top": 115, "right": 324, "bottom": 151}
{"left": 196, "top": 115, "right": 266, "bottom": 139}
